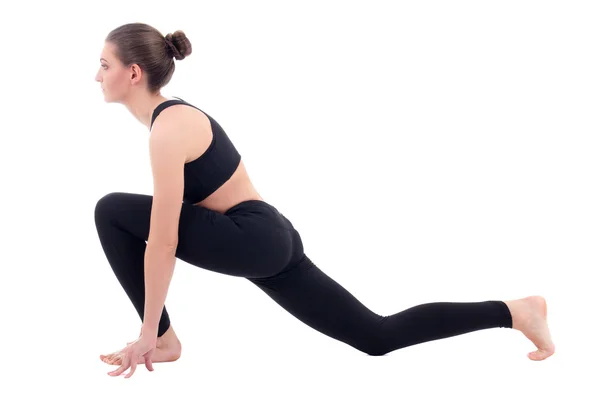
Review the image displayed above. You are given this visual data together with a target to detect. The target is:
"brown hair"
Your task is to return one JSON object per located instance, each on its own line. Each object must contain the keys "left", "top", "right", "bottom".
{"left": 105, "top": 22, "right": 192, "bottom": 93}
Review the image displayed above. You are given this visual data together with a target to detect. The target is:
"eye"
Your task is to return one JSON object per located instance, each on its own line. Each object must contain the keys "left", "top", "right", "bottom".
{"left": 101, "top": 65, "right": 107, "bottom": 69}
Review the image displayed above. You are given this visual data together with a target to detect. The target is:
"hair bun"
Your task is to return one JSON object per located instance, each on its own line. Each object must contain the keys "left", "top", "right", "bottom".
{"left": 165, "top": 30, "right": 192, "bottom": 61}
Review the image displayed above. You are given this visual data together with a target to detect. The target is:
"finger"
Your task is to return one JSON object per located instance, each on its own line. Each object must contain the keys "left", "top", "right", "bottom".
{"left": 145, "top": 354, "right": 154, "bottom": 371}
{"left": 125, "top": 359, "right": 137, "bottom": 378}
{"left": 108, "top": 355, "right": 129, "bottom": 377}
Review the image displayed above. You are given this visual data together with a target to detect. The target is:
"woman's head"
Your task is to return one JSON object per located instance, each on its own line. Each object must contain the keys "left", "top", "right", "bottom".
{"left": 96, "top": 23, "right": 192, "bottom": 100}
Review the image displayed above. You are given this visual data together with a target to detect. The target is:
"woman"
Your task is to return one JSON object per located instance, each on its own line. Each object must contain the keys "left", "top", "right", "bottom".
{"left": 94, "top": 22, "right": 555, "bottom": 378}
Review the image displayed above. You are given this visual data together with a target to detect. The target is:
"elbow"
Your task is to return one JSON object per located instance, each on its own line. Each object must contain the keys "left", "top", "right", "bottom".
{"left": 147, "top": 240, "right": 178, "bottom": 252}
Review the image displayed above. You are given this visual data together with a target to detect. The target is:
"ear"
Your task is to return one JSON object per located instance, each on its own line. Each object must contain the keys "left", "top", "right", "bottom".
{"left": 129, "top": 64, "right": 143, "bottom": 85}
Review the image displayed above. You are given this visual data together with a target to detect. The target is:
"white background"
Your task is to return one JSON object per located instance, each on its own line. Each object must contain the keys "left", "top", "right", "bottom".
{"left": 0, "top": 0, "right": 597, "bottom": 398}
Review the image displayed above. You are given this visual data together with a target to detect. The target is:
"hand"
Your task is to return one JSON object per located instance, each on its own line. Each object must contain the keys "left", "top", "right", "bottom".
{"left": 107, "top": 334, "right": 157, "bottom": 378}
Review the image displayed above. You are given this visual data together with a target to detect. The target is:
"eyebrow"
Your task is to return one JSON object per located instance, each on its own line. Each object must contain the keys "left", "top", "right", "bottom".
{"left": 100, "top": 58, "right": 108, "bottom": 62}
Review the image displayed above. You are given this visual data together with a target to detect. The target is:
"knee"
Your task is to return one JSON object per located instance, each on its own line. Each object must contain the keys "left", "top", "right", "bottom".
{"left": 364, "top": 347, "right": 388, "bottom": 357}
{"left": 355, "top": 328, "right": 389, "bottom": 356}
{"left": 94, "top": 192, "right": 125, "bottom": 224}
{"left": 359, "top": 341, "right": 388, "bottom": 357}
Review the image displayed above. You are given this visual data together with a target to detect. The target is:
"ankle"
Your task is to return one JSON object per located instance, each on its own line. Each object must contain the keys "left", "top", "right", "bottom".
{"left": 157, "top": 325, "right": 180, "bottom": 347}
{"left": 504, "top": 299, "right": 523, "bottom": 331}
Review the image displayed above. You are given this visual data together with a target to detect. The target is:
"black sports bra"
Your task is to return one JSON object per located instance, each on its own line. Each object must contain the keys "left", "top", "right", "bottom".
{"left": 150, "top": 97, "right": 242, "bottom": 204}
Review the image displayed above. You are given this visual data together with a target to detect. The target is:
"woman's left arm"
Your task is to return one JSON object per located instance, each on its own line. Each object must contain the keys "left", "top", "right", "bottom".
{"left": 142, "top": 243, "right": 178, "bottom": 337}
{"left": 142, "top": 118, "right": 187, "bottom": 338}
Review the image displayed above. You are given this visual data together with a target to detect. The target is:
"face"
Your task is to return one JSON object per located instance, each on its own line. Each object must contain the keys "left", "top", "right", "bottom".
{"left": 95, "top": 42, "right": 142, "bottom": 102}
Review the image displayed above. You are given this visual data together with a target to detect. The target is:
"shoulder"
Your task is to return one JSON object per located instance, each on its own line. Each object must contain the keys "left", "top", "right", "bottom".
{"left": 151, "top": 101, "right": 209, "bottom": 133}
{"left": 150, "top": 103, "right": 198, "bottom": 143}
{"left": 148, "top": 108, "right": 188, "bottom": 159}
{"left": 151, "top": 103, "right": 187, "bottom": 132}
{"left": 151, "top": 102, "right": 212, "bottom": 143}
{"left": 149, "top": 103, "right": 211, "bottom": 162}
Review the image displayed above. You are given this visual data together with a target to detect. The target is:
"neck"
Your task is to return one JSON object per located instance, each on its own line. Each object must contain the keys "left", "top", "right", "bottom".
{"left": 122, "top": 92, "right": 171, "bottom": 131}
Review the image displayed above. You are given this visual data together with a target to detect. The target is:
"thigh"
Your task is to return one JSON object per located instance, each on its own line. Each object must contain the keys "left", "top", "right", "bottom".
{"left": 94, "top": 192, "right": 291, "bottom": 278}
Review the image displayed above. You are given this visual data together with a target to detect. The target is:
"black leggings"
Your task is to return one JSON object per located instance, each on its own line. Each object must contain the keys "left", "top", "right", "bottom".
{"left": 94, "top": 192, "right": 512, "bottom": 356}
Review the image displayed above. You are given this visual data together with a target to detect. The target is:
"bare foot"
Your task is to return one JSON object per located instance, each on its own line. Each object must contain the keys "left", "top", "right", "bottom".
{"left": 100, "top": 326, "right": 182, "bottom": 365}
{"left": 505, "top": 295, "right": 555, "bottom": 361}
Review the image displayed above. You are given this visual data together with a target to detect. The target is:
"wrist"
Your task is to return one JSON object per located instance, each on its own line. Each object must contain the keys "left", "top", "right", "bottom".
{"left": 141, "top": 326, "right": 158, "bottom": 340}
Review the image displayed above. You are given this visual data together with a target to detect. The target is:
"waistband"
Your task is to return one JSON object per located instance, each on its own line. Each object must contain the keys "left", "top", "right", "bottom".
{"left": 224, "top": 199, "right": 277, "bottom": 215}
